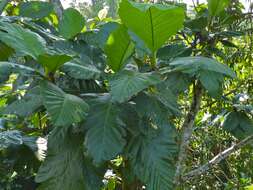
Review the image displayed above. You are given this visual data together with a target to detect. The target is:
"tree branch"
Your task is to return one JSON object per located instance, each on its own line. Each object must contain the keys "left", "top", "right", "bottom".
{"left": 50, "top": 0, "right": 64, "bottom": 19}
{"left": 183, "top": 134, "right": 253, "bottom": 180}
{"left": 174, "top": 81, "right": 203, "bottom": 184}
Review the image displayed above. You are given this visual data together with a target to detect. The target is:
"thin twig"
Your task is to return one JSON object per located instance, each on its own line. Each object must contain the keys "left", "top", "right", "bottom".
{"left": 183, "top": 134, "right": 253, "bottom": 180}
{"left": 174, "top": 81, "right": 203, "bottom": 184}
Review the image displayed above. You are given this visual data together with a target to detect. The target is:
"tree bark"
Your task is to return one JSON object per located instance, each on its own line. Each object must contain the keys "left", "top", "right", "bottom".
{"left": 183, "top": 134, "right": 253, "bottom": 180}
{"left": 174, "top": 81, "right": 203, "bottom": 185}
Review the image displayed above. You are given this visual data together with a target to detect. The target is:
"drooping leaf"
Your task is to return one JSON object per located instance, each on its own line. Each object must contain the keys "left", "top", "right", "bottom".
{"left": 38, "top": 52, "right": 72, "bottom": 72}
{"left": 84, "top": 97, "right": 126, "bottom": 164}
{"left": 199, "top": 70, "right": 224, "bottom": 97}
{"left": 3, "top": 86, "right": 42, "bottom": 117}
{"left": 109, "top": 70, "right": 162, "bottom": 103}
{"left": 105, "top": 24, "right": 135, "bottom": 71}
{"left": 0, "top": 21, "right": 46, "bottom": 59}
{"left": 58, "top": 8, "right": 85, "bottom": 39}
{"left": 126, "top": 121, "right": 178, "bottom": 190}
{"left": 61, "top": 59, "right": 101, "bottom": 80}
{"left": 36, "top": 126, "right": 104, "bottom": 190}
{"left": 41, "top": 82, "right": 89, "bottom": 126}
{"left": 223, "top": 111, "right": 253, "bottom": 139}
{"left": 119, "top": 0, "right": 185, "bottom": 52}
{"left": 169, "top": 56, "right": 236, "bottom": 97}
{"left": 170, "top": 57, "right": 236, "bottom": 78}
{"left": 19, "top": 1, "right": 54, "bottom": 19}
{"left": 207, "top": 0, "right": 230, "bottom": 16}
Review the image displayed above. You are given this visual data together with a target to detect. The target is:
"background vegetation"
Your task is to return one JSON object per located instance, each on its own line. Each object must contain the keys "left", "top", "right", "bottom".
{"left": 0, "top": 0, "right": 253, "bottom": 189}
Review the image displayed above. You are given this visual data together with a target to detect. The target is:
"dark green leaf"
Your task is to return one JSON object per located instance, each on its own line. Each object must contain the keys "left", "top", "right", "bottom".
{"left": 36, "top": 127, "right": 104, "bottom": 190}
{"left": 3, "top": 87, "right": 42, "bottom": 117}
{"left": 0, "top": 21, "right": 46, "bottom": 59}
{"left": 41, "top": 82, "right": 89, "bottom": 126}
{"left": 126, "top": 122, "right": 178, "bottom": 190}
{"left": 109, "top": 70, "right": 162, "bottom": 103}
{"left": 0, "top": 43, "right": 14, "bottom": 61}
{"left": 61, "top": 59, "right": 101, "bottom": 80}
{"left": 223, "top": 111, "right": 253, "bottom": 139}
{"left": 19, "top": 1, "right": 54, "bottom": 19}
{"left": 84, "top": 97, "right": 126, "bottom": 164}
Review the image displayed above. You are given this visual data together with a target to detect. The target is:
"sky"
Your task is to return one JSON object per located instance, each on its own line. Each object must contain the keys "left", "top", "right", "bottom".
{"left": 61, "top": 0, "right": 250, "bottom": 10}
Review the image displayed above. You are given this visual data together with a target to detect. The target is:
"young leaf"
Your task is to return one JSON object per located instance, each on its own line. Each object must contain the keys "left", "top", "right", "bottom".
{"left": 41, "top": 82, "right": 89, "bottom": 126}
{"left": 109, "top": 70, "right": 162, "bottom": 103}
{"left": 0, "top": 22, "right": 46, "bottom": 59}
{"left": 84, "top": 97, "right": 126, "bottom": 164}
{"left": 105, "top": 24, "right": 135, "bottom": 72}
{"left": 119, "top": 0, "right": 185, "bottom": 52}
{"left": 19, "top": 1, "right": 54, "bottom": 19}
{"left": 126, "top": 122, "right": 178, "bottom": 190}
{"left": 38, "top": 52, "right": 72, "bottom": 72}
{"left": 58, "top": 8, "right": 85, "bottom": 39}
{"left": 36, "top": 127, "right": 104, "bottom": 190}
{"left": 207, "top": 0, "right": 230, "bottom": 16}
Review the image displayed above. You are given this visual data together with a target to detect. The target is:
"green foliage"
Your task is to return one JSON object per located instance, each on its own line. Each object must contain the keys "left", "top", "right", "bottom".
{"left": 19, "top": 1, "right": 54, "bottom": 19}
{"left": 105, "top": 24, "right": 135, "bottom": 71}
{"left": 119, "top": 0, "right": 184, "bottom": 52}
{"left": 41, "top": 82, "right": 89, "bottom": 126}
{"left": 0, "top": 0, "right": 252, "bottom": 189}
{"left": 223, "top": 111, "right": 253, "bottom": 139}
{"left": 109, "top": 70, "right": 161, "bottom": 103}
{"left": 58, "top": 8, "right": 85, "bottom": 39}
{"left": 127, "top": 123, "right": 178, "bottom": 190}
{"left": 0, "top": 21, "right": 46, "bottom": 59}
{"left": 85, "top": 97, "right": 126, "bottom": 164}
{"left": 36, "top": 126, "right": 104, "bottom": 190}
{"left": 207, "top": 0, "right": 230, "bottom": 16}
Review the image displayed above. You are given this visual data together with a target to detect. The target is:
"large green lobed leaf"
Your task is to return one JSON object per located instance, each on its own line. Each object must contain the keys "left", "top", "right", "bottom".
{"left": 0, "top": 22, "right": 46, "bottom": 59}
{"left": 109, "top": 70, "right": 162, "bottom": 103}
{"left": 126, "top": 121, "right": 178, "bottom": 190}
{"left": 36, "top": 127, "right": 104, "bottom": 190}
{"left": 41, "top": 82, "right": 89, "bottom": 126}
{"left": 84, "top": 97, "right": 126, "bottom": 164}
{"left": 119, "top": 0, "right": 185, "bottom": 52}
